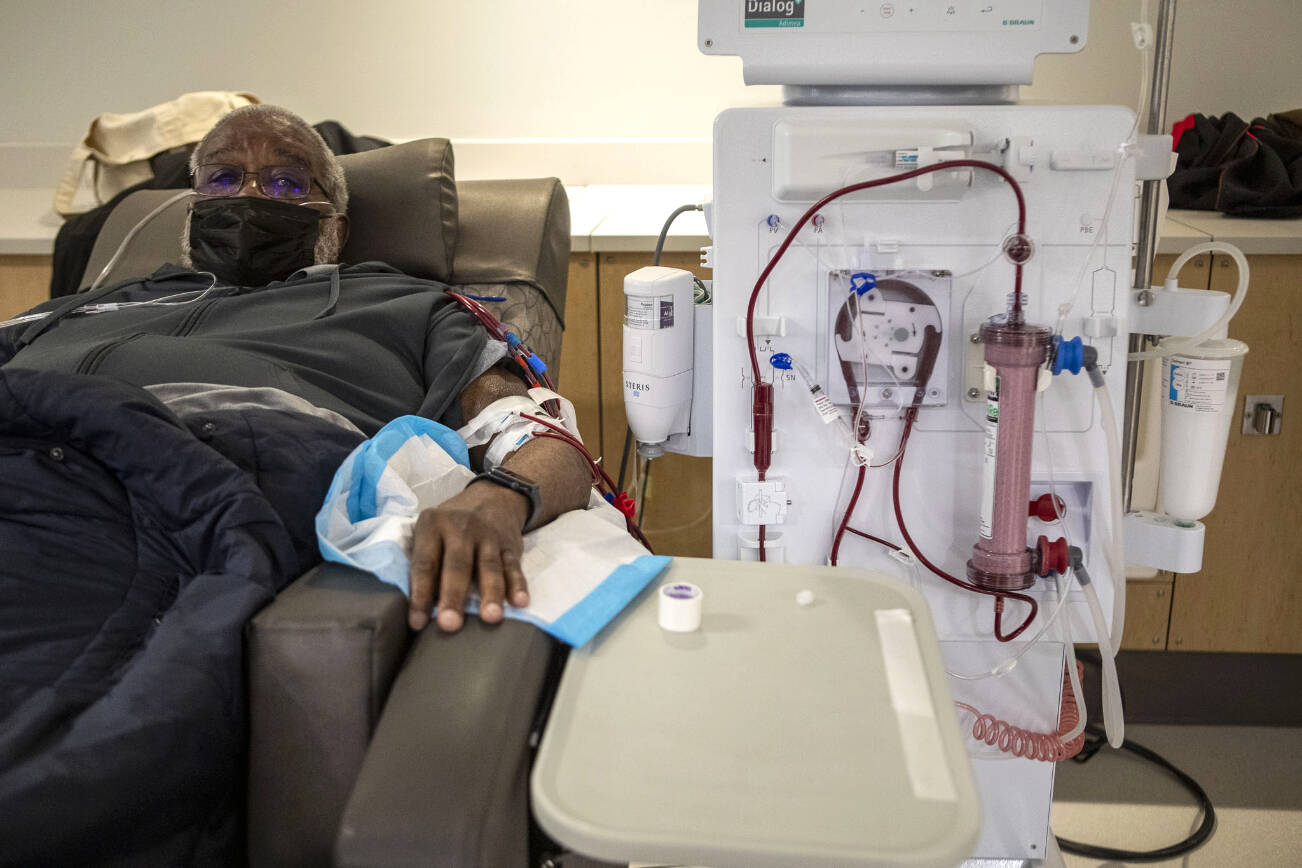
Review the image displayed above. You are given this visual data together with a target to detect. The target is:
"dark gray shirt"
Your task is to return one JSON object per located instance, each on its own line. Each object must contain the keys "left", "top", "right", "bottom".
{"left": 0, "top": 262, "right": 503, "bottom": 434}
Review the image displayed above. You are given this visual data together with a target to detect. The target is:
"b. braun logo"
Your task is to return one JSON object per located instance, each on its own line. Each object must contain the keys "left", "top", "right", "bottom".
{"left": 1002, "top": 18, "right": 1036, "bottom": 25}
{"left": 625, "top": 379, "right": 651, "bottom": 392}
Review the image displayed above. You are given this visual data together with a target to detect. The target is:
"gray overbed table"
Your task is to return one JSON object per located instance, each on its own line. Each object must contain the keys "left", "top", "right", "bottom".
{"left": 531, "top": 557, "right": 980, "bottom": 867}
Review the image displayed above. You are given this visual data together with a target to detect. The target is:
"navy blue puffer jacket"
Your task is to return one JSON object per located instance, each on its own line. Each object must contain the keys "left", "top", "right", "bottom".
{"left": 0, "top": 367, "right": 361, "bottom": 866}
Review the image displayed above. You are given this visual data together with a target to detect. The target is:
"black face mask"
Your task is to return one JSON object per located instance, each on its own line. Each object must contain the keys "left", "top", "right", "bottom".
{"left": 188, "top": 196, "right": 321, "bottom": 286}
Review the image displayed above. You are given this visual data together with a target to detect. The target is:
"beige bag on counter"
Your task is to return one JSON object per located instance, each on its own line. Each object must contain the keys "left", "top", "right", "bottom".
{"left": 53, "top": 91, "right": 260, "bottom": 216}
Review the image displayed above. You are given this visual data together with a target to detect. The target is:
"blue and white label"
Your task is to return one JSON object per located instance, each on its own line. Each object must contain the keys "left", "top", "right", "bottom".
{"left": 1165, "top": 356, "right": 1231, "bottom": 414}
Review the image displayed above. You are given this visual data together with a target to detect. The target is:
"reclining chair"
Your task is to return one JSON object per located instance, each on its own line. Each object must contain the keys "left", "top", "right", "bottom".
{"left": 79, "top": 139, "right": 581, "bottom": 867}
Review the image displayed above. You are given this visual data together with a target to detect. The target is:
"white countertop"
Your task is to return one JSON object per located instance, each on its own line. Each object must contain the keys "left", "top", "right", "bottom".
{"left": 4, "top": 183, "right": 1301, "bottom": 258}
{"left": 0, "top": 188, "right": 66, "bottom": 256}
{"left": 1165, "top": 211, "right": 1302, "bottom": 256}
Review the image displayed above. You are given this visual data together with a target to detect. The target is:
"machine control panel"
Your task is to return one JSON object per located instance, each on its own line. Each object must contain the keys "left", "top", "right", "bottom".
{"left": 741, "top": 1, "right": 1047, "bottom": 33}
{"left": 701, "top": 0, "right": 1087, "bottom": 86}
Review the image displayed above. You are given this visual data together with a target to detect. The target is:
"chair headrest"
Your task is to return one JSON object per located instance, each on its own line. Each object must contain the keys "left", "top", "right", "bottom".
{"left": 81, "top": 138, "right": 459, "bottom": 288}
{"left": 338, "top": 138, "right": 457, "bottom": 282}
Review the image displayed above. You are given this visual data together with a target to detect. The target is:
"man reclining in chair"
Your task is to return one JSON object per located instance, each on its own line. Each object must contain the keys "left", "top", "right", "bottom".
{"left": 0, "top": 105, "right": 590, "bottom": 864}
{"left": 3, "top": 104, "right": 591, "bottom": 631}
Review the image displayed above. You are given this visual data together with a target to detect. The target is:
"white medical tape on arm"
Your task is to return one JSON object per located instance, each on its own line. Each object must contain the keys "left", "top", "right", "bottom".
{"left": 457, "top": 395, "right": 542, "bottom": 448}
{"left": 457, "top": 391, "right": 585, "bottom": 470}
{"left": 483, "top": 417, "right": 543, "bottom": 469}
{"left": 527, "top": 388, "right": 583, "bottom": 443}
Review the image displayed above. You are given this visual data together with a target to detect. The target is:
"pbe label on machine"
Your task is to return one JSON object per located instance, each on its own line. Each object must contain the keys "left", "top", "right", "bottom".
{"left": 743, "top": 0, "right": 804, "bottom": 28}
{"left": 1165, "top": 356, "right": 1231, "bottom": 414}
{"left": 626, "top": 294, "right": 674, "bottom": 330}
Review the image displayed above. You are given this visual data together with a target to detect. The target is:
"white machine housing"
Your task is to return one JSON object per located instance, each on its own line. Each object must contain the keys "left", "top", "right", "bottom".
{"left": 698, "top": 1, "right": 1089, "bottom": 87}
{"left": 710, "top": 104, "right": 1135, "bottom": 859}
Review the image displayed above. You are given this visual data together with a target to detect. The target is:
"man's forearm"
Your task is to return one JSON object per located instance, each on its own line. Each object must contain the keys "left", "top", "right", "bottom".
{"left": 458, "top": 364, "right": 593, "bottom": 529}
{"left": 498, "top": 434, "right": 593, "bottom": 527}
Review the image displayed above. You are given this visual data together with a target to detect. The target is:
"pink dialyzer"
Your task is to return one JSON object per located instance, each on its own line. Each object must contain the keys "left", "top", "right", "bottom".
{"left": 968, "top": 320, "right": 1053, "bottom": 592}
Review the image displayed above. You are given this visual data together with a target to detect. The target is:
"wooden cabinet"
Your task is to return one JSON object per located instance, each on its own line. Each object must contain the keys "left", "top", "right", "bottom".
{"left": 1167, "top": 254, "right": 1302, "bottom": 652}
{"left": 0, "top": 255, "right": 52, "bottom": 322}
{"left": 555, "top": 253, "right": 601, "bottom": 451}
{"left": 1122, "top": 579, "right": 1174, "bottom": 650}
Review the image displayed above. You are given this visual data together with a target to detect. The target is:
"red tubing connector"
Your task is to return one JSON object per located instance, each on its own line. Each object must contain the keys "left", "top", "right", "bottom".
{"left": 610, "top": 491, "right": 637, "bottom": 518}
{"left": 1029, "top": 493, "right": 1067, "bottom": 523}
{"left": 1036, "top": 535, "right": 1070, "bottom": 577}
{"left": 751, "top": 382, "right": 774, "bottom": 479}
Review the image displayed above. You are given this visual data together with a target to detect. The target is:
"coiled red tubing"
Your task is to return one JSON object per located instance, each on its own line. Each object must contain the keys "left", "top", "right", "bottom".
{"left": 955, "top": 662, "right": 1086, "bottom": 762}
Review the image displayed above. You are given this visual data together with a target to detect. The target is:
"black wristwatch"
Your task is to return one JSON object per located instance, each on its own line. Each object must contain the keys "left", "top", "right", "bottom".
{"left": 472, "top": 466, "right": 543, "bottom": 532}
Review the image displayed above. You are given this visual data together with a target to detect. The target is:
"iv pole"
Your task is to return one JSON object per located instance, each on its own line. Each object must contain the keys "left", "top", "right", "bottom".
{"left": 1122, "top": 0, "right": 1179, "bottom": 510}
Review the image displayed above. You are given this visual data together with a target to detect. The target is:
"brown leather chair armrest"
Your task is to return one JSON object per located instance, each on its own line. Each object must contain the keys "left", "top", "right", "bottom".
{"left": 334, "top": 619, "right": 559, "bottom": 868}
{"left": 247, "top": 562, "right": 412, "bottom": 868}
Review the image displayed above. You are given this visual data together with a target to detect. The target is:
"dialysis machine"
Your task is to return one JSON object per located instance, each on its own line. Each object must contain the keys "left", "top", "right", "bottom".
{"left": 622, "top": 1, "right": 1248, "bottom": 863}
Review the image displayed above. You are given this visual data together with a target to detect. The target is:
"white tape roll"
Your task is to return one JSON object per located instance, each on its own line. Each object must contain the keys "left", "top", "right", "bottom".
{"left": 658, "top": 582, "right": 702, "bottom": 632}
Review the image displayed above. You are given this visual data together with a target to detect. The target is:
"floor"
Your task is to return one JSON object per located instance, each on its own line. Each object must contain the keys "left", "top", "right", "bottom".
{"left": 1050, "top": 724, "right": 1302, "bottom": 867}
{"left": 603, "top": 725, "right": 1302, "bottom": 868}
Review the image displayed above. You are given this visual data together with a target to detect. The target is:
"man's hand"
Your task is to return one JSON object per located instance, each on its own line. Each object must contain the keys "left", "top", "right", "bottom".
{"left": 408, "top": 481, "right": 531, "bottom": 632}
{"left": 406, "top": 363, "right": 590, "bottom": 631}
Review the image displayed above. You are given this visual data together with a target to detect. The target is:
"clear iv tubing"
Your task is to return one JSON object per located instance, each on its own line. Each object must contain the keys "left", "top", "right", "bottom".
{"left": 1058, "top": 23, "right": 1151, "bottom": 329}
{"left": 0, "top": 190, "right": 205, "bottom": 331}
{"left": 748, "top": 161, "right": 1027, "bottom": 562}
{"left": 1038, "top": 399, "right": 1096, "bottom": 748}
{"left": 745, "top": 160, "right": 1027, "bottom": 384}
{"left": 0, "top": 279, "right": 218, "bottom": 330}
{"left": 950, "top": 403, "right": 1091, "bottom": 761}
{"left": 1037, "top": 389, "right": 1123, "bottom": 749}
{"left": 1081, "top": 565, "right": 1125, "bottom": 748}
{"left": 1097, "top": 379, "right": 1128, "bottom": 651}
{"left": 87, "top": 190, "right": 196, "bottom": 294}
{"left": 943, "top": 396, "right": 1080, "bottom": 681}
{"left": 1127, "top": 242, "right": 1250, "bottom": 361}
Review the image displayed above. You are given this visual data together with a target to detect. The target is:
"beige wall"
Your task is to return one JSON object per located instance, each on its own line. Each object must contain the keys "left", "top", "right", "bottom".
{"left": 1, "top": 1, "right": 1298, "bottom": 183}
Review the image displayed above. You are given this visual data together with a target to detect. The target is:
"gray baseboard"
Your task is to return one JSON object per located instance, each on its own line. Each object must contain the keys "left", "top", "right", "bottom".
{"left": 1079, "top": 650, "right": 1302, "bottom": 727}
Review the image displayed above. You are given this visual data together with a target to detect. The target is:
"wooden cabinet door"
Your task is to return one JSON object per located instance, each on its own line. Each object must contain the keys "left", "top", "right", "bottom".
{"left": 0, "top": 255, "right": 52, "bottom": 321}
{"left": 556, "top": 253, "right": 602, "bottom": 451}
{"left": 1168, "top": 254, "right": 1302, "bottom": 652}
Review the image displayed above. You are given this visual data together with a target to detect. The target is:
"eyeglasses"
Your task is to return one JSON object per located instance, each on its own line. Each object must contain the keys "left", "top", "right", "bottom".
{"left": 192, "top": 163, "right": 322, "bottom": 202}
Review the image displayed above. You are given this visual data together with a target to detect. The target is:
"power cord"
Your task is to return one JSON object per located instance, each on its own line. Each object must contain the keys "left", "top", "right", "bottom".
{"left": 1055, "top": 723, "right": 1217, "bottom": 862}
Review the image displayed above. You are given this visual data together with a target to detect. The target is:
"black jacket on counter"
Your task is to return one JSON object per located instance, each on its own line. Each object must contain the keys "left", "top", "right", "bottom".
{"left": 1169, "top": 109, "right": 1302, "bottom": 218}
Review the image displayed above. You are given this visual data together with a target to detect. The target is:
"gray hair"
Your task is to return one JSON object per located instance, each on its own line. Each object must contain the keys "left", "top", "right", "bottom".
{"left": 181, "top": 104, "right": 350, "bottom": 268}
{"left": 189, "top": 104, "right": 348, "bottom": 212}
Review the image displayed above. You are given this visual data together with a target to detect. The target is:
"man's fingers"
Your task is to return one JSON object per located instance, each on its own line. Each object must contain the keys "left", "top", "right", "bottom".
{"left": 408, "top": 510, "right": 443, "bottom": 630}
{"left": 477, "top": 542, "right": 506, "bottom": 623}
{"left": 503, "top": 549, "right": 530, "bottom": 609}
{"left": 435, "top": 534, "right": 474, "bottom": 631}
